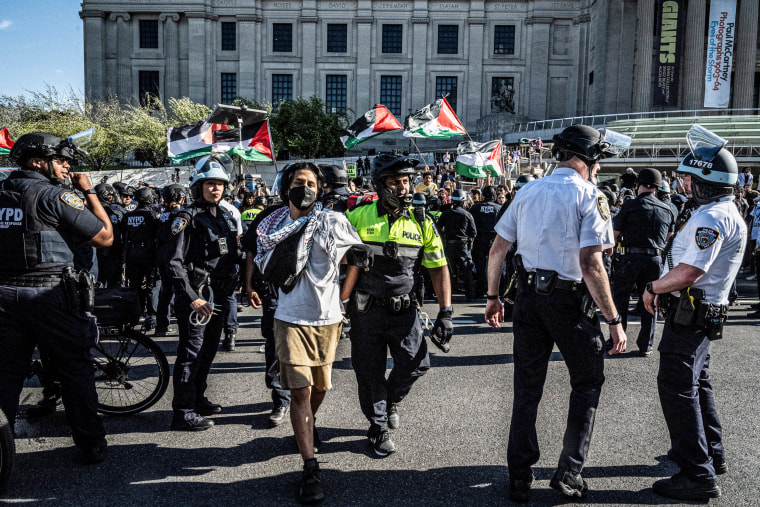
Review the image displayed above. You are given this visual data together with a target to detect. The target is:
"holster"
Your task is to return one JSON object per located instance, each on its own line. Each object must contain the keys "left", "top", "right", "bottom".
{"left": 695, "top": 299, "right": 727, "bottom": 341}
{"left": 188, "top": 266, "right": 210, "bottom": 291}
{"left": 672, "top": 287, "right": 705, "bottom": 326}
{"left": 62, "top": 267, "right": 95, "bottom": 315}
{"left": 502, "top": 272, "right": 518, "bottom": 304}
{"left": 580, "top": 288, "right": 597, "bottom": 320}
{"left": 355, "top": 291, "right": 373, "bottom": 312}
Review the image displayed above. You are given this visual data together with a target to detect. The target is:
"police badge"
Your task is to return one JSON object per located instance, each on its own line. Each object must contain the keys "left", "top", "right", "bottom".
{"left": 695, "top": 227, "right": 719, "bottom": 250}
{"left": 171, "top": 217, "right": 188, "bottom": 235}
{"left": 596, "top": 196, "right": 611, "bottom": 221}
{"left": 60, "top": 191, "right": 85, "bottom": 210}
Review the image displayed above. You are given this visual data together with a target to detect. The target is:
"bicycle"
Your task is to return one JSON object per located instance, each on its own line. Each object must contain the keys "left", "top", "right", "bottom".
{"left": 0, "top": 406, "right": 14, "bottom": 494}
{"left": 91, "top": 287, "right": 170, "bottom": 416}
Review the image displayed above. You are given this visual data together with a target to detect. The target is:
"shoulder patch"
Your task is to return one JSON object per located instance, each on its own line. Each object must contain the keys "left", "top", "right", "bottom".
{"left": 695, "top": 227, "right": 719, "bottom": 250}
{"left": 596, "top": 196, "right": 611, "bottom": 221}
{"left": 60, "top": 191, "right": 84, "bottom": 211}
{"left": 171, "top": 217, "right": 188, "bottom": 235}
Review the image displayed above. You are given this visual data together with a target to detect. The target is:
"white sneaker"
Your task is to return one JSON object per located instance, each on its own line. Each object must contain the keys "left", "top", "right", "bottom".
{"left": 747, "top": 274, "right": 757, "bottom": 281}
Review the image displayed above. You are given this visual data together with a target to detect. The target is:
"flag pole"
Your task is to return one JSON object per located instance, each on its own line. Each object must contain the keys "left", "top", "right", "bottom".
{"left": 408, "top": 137, "right": 430, "bottom": 170}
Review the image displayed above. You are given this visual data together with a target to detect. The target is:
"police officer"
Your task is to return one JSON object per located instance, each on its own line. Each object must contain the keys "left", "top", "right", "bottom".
{"left": 436, "top": 189, "right": 477, "bottom": 301}
{"left": 154, "top": 184, "right": 186, "bottom": 336}
{"left": 93, "top": 183, "right": 125, "bottom": 287}
{"left": 342, "top": 153, "right": 453, "bottom": 456}
{"left": 0, "top": 132, "right": 113, "bottom": 463}
{"left": 610, "top": 168, "right": 675, "bottom": 356}
{"left": 486, "top": 124, "right": 628, "bottom": 502}
{"left": 115, "top": 183, "right": 137, "bottom": 212}
{"left": 167, "top": 154, "right": 240, "bottom": 431}
{"left": 470, "top": 185, "right": 502, "bottom": 298}
{"left": 240, "top": 193, "right": 265, "bottom": 228}
{"left": 319, "top": 164, "right": 352, "bottom": 213}
{"left": 643, "top": 126, "right": 745, "bottom": 501}
{"left": 124, "top": 187, "right": 160, "bottom": 330}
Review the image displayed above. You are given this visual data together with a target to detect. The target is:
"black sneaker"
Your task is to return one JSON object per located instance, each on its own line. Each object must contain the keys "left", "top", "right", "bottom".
{"left": 387, "top": 403, "right": 400, "bottom": 430}
{"left": 197, "top": 398, "right": 222, "bottom": 416}
{"left": 143, "top": 316, "right": 157, "bottom": 332}
{"left": 222, "top": 331, "right": 236, "bottom": 352}
{"left": 550, "top": 469, "right": 588, "bottom": 499}
{"left": 508, "top": 471, "right": 534, "bottom": 503}
{"left": 154, "top": 326, "right": 176, "bottom": 337}
{"left": 269, "top": 405, "right": 289, "bottom": 427}
{"left": 368, "top": 428, "right": 396, "bottom": 457}
{"left": 26, "top": 395, "right": 61, "bottom": 419}
{"left": 79, "top": 440, "right": 107, "bottom": 465}
{"left": 714, "top": 458, "right": 728, "bottom": 475}
{"left": 299, "top": 458, "right": 324, "bottom": 504}
{"left": 653, "top": 473, "right": 721, "bottom": 501}
{"left": 171, "top": 412, "right": 214, "bottom": 431}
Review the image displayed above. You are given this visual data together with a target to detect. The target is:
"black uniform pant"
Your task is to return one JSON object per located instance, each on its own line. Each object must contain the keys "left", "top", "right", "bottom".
{"left": 96, "top": 250, "right": 122, "bottom": 287}
{"left": 260, "top": 286, "right": 290, "bottom": 408}
{"left": 473, "top": 235, "right": 495, "bottom": 296}
{"left": 444, "top": 241, "right": 475, "bottom": 298}
{"left": 508, "top": 287, "right": 605, "bottom": 480}
{"left": 348, "top": 302, "right": 430, "bottom": 431}
{"left": 657, "top": 314, "right": 723, "bottom": 483}
{"left": 612, "top": 254, "right": 661, "bottom": 352}
{"left": 125, "top": 258, "right": 158, "bottom": 317}
{"left": 172, "top": 286, "right": 232, "bottom": 413}
{"left": 156, "top": 268, "right": 174, "bottom": 330}
{"left": 0, "top": 284, "right": 106, "bottom": 449}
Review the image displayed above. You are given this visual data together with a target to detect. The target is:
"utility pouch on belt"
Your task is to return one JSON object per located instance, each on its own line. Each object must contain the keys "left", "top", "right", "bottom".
{"left": 387, "top": 294, "right": 411, "bottom": 313}
{"left": 355, "top": 291, "right": 372, "bottom": 312}
{"left": 672, "top": 287, "right": 705, "bottom": 326}
{"left": 62, "top": 267, "right": 95, "bottom": 315}
{"left": 658, "top": 293, "right": 674, "bottom": 317}
{"left": 534, "top": 269, "right": 558, "bottom": 295}
{"left": 189, "top": 267, "right": 210, "bottom": 291}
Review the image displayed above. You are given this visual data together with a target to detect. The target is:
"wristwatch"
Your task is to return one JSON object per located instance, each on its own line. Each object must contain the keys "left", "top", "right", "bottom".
{"left": 83, "top": 189, "right": 97, "bottom": 196}
{"left": 605, "top": 313, "right": 622, "bottom": 326}
{"left": 486, "top": 294, "right": 499, "bottom": 301}
{"left": 646, "top": 282, "right": 657, "bottom": 296}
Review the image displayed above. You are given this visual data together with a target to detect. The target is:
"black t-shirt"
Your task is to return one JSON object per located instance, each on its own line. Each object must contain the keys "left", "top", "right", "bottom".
{"left": 613, "top": 192, "right": 675, "bottom": 250}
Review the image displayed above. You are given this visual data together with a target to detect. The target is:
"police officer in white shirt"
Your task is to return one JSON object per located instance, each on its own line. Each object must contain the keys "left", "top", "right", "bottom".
{"left": 485, "top": 125, "right": 628, "bottom": 502}
{"left": 643, "top": 126, "right": 746, "bottom": 501}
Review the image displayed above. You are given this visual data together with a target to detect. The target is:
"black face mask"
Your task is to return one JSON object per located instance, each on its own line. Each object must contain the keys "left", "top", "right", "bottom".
{"left": 288, "top": 185, "right": 317, "bottom": 210}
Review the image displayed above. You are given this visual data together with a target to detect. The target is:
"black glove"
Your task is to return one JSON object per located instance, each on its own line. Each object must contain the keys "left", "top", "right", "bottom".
{"left": 346, "top": 244, "right": 374, "bottom": 269}
{"left": 430, "top": 306, "right": 453, "bottom": 353}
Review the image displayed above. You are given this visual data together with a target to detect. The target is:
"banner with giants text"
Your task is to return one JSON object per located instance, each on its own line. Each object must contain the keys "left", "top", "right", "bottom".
{"left": 704, "top": 0, "right": 737, "bottom": 108}
{"left": 653, "top": 0, "right": 685, "bottom": 107}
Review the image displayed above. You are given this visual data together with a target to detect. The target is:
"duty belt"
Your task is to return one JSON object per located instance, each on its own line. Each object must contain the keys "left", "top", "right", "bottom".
{"left": 626, "top": 247, "right": 662, "bottom": 256}
{"left": 372, "top": 293, "right": 417, "bottom": 307}
{"left": 0, "top": 275, "right": 63, "bottom": 287}
{"left": 524, "top": 272, "right": 584, "bottom": 292}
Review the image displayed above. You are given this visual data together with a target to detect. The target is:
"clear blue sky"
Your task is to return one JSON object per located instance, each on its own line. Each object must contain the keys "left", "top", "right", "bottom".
{"left": 0, "top": 0, "right": 84, "bottom": 98}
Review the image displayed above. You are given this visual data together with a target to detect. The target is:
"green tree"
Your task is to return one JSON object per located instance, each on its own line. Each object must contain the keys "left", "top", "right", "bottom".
{"left": 269, "top": 96, "right": 348, "bottom": 159}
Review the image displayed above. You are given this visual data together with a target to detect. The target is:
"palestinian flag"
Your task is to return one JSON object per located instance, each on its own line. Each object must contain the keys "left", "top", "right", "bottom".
{"left": 403, "top": 97, "right": 467, "bottom": 139}
{"left": 341, "top": 105, "right": 403, "bottom": 149}
{"left": 167, "top": 121, "right": 229, "bottom": 163}
{"left": 0, "top": 128, "right": 14, "bottom": 156}
{"left": 455, "top": 140, "right": 504, "bottom": 178}
{"left": 213, "top": 120, "right": 275, "bottom": 162}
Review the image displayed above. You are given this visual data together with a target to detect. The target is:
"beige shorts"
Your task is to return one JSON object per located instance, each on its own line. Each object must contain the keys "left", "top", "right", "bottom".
{"left": 274, "top": 319, "right": 342, "bottom": 391}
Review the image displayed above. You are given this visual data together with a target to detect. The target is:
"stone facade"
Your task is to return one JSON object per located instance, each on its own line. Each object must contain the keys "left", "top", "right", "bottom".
{"left": 80, "top": 0, "right": 760, "bottom": 137}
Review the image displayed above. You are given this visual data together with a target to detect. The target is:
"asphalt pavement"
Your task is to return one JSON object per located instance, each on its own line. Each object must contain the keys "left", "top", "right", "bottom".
{"left": 3, "top": 279, "right": 759, "bottom": 506}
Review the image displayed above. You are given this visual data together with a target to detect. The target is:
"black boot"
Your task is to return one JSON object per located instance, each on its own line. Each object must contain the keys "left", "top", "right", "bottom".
{"left": 222, "top": 331, "right": 236, "bottom": 352}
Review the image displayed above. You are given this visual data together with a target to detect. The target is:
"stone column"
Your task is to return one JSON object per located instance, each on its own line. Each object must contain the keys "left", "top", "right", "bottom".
{"left": 109, "top": 12, "right": 132, "bottom": 102}
{"left": 574, "top": 14, "right": 591, "bottom": 115}
{"left": 526, "top": 16, "right": 552, "bottom": 120}
{"left": 632, "top": 0, "right": 655, "bottom": 112}
{"left": 300, "top": 16, "right": 318, "bottom": 98}
{"left": 238, "top": 15, "right": 260, "bottom": 100}
{"left": 733, "top": 0, "right": 759, "bottom": 109}
{"left": 186, "top": 12, "right": 207, "bottom": 104}
{"left": 411, "top": 17, "right": 429, "bottom": 112}
{"left": 682, "top": 0, "right": 706, "bottom": 110}
{"left": 160, "top": 13, "right": 180, "bottom": 102}
{"left": 80, "top": 10, "right": 106, "bottom": 102}
{"left": 355, "top": 17, "right": 373, "bottom": 115}
{"left": 466, "top": 18, "right": 486, "bottom": 129}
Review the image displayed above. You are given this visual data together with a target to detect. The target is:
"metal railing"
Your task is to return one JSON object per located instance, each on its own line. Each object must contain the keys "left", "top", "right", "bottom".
{"left": 512, "top": 108, "right": 760, "bottom": 133}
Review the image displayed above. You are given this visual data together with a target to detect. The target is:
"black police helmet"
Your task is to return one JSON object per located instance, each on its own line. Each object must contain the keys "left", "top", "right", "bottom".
{"left": 9, "top": 132, "right": 77, "bottom": 168}
{"left": 636, "top": 168, "right": 662, "bottom": 189}
{"left": 481, "top": 185, "right": 497, "bottom": 201}
{"left": 253, "top": 196, "right": 267, "bottom": 208}
{"left": 162, "top": 184, "right": 186, "bottom": 204}
{"left": 677, "top": 148, "right": 738, "bottom": 205}
{"left": 412, "top": 192, "right": 427, "bottom": 206}
{"left": 371, "top": 154, "right": 419, "bottom": 211}
{"left": 451, "top": 189, "right": 467, "bottom": 203}
{"left": 134, "top": 187, "right": 155, "bottom": 205}
{"left": 551, "top": 125, "right": 612, "bottom": 165}
{"left": 94, "top": 183, "right": 117, "bottom": 203}
{"left": 279, "top": 161, "right": 324, "bottom": 202}
{"left": 428, "top": 197, "right": 441, "bottom": 211}
{"left": 515, "top": 174, "right": 535, "bottom": 190}
{"left": 319, "top": 164, "right": 349, "bottom": 188}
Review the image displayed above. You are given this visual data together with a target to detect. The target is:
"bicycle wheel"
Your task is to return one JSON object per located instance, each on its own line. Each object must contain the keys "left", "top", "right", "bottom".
{"left": 92, "top": 329, "right": 170, "bottom": 416}
{"left": 0, "top": 407, "right": 14, "bottom": 494}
